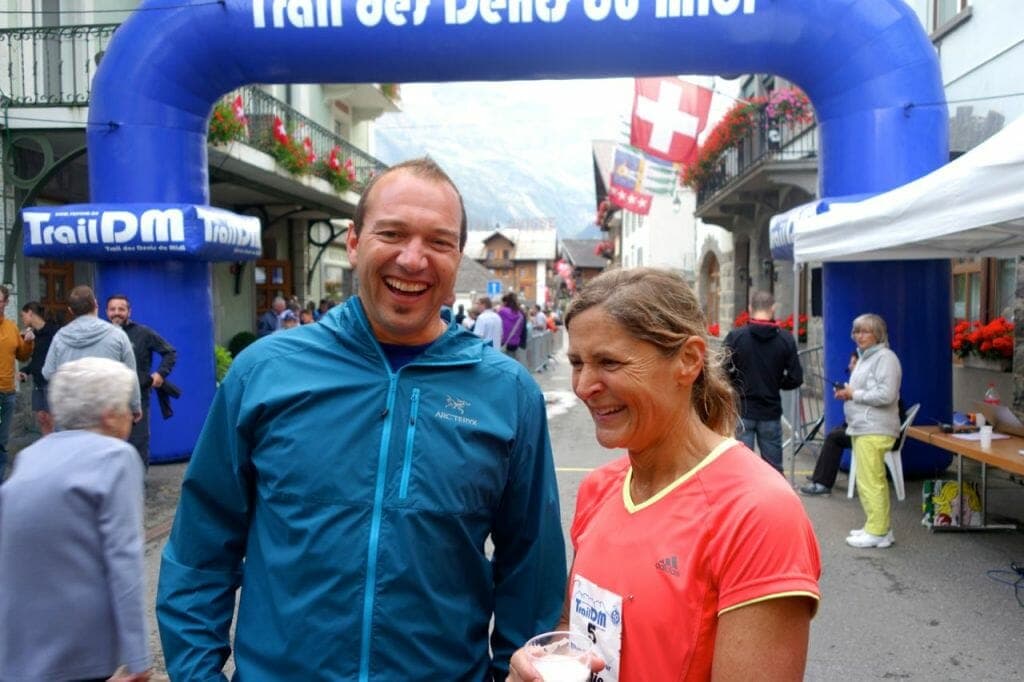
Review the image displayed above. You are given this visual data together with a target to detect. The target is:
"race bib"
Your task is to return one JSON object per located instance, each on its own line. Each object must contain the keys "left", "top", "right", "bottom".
{"left": 569, "top": 574, "right": 623, "bottom": 682}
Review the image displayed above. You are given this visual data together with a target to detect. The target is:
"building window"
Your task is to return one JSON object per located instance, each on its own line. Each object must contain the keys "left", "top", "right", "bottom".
{"left": 952, "top": 257, "right": 1012, "bottom": 323}
{"left": 503, "top": 249, "right": 511, "bottom": 259}
{"left": 933, "top": 0, "right": 968, "bottom": 30}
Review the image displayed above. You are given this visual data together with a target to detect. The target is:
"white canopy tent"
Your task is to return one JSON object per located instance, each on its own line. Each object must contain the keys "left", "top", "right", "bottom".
{"left": 771, "top": 116, "right": 1024, "bottom": 480}
{"left": 772, "top": 114, "right": 1024, "bottom": 263}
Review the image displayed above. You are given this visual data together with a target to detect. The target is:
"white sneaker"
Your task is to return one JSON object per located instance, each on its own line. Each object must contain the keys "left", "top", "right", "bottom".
{"left": 848, "top": 528, "right": 866, "bottom": 538}
{"left": 846, "top": 530, "right": 894, "bottom": 548}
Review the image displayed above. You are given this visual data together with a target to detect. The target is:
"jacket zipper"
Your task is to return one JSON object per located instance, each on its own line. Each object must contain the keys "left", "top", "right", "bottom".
{"left": 359, "top": 374, "right": 398, "bottom": 682}
{"left": 399, "top": 388, "right": 420, "bottom": 499}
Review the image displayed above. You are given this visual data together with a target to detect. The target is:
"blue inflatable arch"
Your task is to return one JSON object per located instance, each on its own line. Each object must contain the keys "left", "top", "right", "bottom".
{"left": 24, "top": 0, "right": 951, "bottom": 468}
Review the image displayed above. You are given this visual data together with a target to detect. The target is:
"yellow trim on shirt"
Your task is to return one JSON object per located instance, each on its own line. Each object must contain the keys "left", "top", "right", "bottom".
{"left": 622, "top": 438, "right": 738, "bottom": 514}
{"left": 718, "top": 591, "right": 821, "bottom": 617}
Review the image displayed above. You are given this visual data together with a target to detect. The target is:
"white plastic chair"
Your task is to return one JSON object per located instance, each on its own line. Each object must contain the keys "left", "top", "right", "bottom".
{"left": 847, "top": 403, "right": 921, "bottom": 502}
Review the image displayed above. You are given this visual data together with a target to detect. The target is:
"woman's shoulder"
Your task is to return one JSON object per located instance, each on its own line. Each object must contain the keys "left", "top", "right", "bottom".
{"left": 576, "top": 457, "right": 630, "bottom": 510}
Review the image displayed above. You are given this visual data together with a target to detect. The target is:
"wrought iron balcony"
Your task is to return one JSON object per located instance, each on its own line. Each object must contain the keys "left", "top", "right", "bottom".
{"left": 696, "top": 111, "right": 818, "bottom": 207}
{"left": 236, "top": 86, "right": 387, "bottom": 187}
{"left": 0, "top": 23, "right": 117, "bottom": 106}
{"left": 0, "top": 24, "right": 388, "bottom": 186}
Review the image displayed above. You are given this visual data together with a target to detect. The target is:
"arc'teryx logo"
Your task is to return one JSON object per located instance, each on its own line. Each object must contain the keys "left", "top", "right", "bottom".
{"left": 445, "top": 395, "right": 470, "bottom": 414}
{"left": 436, "top": 394, "right": 477, "bottom": 426}
{"left": 655, "top": 555, "right": 679, "bottom": 576}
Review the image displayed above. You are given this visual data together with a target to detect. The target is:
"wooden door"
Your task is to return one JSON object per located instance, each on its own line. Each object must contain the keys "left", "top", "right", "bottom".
{"left": 38, "top": 260, "right": 74, "bottom": 323}
{"left": 255, "top": 259, "right": 292, "bottom": 314}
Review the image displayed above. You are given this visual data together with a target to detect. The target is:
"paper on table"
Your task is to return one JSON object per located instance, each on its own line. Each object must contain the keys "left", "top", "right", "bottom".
{"left": 953, "top": 431, "right": 1011, "bottom": 441}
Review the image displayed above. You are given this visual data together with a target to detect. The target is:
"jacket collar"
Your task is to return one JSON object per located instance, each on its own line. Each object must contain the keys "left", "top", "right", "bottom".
{"left": 321, "top": 297, "right": 485, "bottom": 368}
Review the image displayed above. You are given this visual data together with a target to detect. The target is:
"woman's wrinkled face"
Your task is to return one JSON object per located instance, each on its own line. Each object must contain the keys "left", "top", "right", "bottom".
{"left": 567, "top": 306, "right": 686, "bottom": 453}
{"left": 851, "top": 326, "right": 877, "bottom": 351}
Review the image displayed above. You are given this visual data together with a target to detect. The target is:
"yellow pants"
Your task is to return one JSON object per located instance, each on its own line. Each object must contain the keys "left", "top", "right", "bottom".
{"left": 852, "top": 434, "right": 897, "bottom": 536}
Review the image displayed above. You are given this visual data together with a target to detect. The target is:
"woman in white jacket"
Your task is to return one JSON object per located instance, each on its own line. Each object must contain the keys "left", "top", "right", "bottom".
{"left": 834, "top": 313, "right": 902, "bottom": 548}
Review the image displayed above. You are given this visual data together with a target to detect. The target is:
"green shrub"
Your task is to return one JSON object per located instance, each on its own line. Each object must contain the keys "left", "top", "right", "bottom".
{"left": 215, "top": 345, "right": 233, "bottom": 383}
{"left": 228, "top": 331, "right": 257, "bottom": 358}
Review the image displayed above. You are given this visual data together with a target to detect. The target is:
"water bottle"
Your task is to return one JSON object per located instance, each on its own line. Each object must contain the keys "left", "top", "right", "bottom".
{"left": 983, "top": 383, "right": 1000, "bottom": 406}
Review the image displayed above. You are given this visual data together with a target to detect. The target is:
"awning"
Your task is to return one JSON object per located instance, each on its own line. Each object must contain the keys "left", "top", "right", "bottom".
{"left": 770, "top": 114, "right": 1024, "bottom": 263}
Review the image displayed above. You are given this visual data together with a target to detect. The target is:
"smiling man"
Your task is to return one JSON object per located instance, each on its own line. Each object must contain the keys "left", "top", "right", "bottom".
{"left": 157, "top": 158, "right": 566, "bottom": 681}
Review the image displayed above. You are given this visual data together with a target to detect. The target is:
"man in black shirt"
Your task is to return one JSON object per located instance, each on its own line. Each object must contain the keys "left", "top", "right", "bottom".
{"left": 106, "top": 294, "right": 177, "bottom": 466}
{"left": 725, "top": 290, "right": 803, "bottom": 473}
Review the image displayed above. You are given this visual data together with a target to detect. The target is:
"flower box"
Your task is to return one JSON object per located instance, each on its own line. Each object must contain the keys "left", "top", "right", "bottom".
{"left": 961, "top": 354, "right": 1012, "bottom": 373}
{"left": 952, "top": 317, "right": 1013, "bottom": 372}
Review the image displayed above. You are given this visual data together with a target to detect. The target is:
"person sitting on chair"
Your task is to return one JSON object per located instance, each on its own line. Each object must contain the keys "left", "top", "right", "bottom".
{"left": 801, "top": 352, "right": 906, "bottom": 497}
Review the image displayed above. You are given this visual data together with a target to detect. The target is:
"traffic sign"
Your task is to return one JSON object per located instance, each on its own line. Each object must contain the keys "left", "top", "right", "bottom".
{"left": 487, "top": 279, "right": 502, "bottom": 297}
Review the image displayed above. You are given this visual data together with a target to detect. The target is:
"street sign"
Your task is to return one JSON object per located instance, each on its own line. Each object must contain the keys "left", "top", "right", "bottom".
{"left": 487, "top": 279, "right": 502, "bottom": 297}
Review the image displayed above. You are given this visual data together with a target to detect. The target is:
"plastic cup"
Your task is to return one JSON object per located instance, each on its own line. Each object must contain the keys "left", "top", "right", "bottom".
{"left": 980, "top": 425, "right": 993, "bottom": 449}
{"left": 524, "top": 631, "right": 593, "bottom": 682}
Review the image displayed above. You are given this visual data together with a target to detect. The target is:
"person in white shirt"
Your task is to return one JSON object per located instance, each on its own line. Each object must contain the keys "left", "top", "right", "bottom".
{"left": 530, "top": 304, "right": 548, "bottom": 332}
{"left": 472, "top": 296, "right": 503, "bottom": 349}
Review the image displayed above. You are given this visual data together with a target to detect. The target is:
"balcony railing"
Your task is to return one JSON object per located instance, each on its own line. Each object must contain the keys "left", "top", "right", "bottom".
{"left": 696, "top": 111, "right": 818, "bottom": 207}
{"left": 0, "top": 24, "right": 388, "bottom": 187}
{"left": 0, "top": 23, "right": 117, "bottom": 106}
{"left": 239, "top": 86, "right": 387, "bottom": 187}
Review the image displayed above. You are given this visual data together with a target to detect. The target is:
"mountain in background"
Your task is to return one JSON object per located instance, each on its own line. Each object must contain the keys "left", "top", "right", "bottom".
{"left": 374, "top": 80, "right": 632, "bottom": 239}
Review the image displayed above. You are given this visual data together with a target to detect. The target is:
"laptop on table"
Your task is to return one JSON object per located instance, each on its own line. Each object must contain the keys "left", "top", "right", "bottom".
{"left": 976, "top": 402, "right": 1024, "bottom": 438}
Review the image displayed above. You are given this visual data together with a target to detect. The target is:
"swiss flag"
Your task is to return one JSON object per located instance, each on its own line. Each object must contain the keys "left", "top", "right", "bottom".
{"left": 631, "top": 77, "right": 712, "bottom": 164}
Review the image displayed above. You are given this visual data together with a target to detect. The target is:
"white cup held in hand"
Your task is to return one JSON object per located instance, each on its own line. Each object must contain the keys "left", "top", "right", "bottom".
{"left": 979, "top": 425, "right": 993, "bottom": 449}
{"left": 525, "top": 631, "right": 593, "bottom": 682}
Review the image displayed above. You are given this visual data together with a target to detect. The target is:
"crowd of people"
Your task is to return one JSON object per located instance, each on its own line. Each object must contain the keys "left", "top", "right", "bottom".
{"left": 258, "top": 296, "right": 337, "bottom": 336}
{"left": 2, "top": 156, "right": 921, "bottom": 680}
{"left": 1, "top": 285, "right": 179, "bottom": 680}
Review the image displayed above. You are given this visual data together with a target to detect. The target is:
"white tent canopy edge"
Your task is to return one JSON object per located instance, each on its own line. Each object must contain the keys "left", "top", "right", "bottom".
{"left": 770, "top": 114, "right": 1024, "bottom": 264}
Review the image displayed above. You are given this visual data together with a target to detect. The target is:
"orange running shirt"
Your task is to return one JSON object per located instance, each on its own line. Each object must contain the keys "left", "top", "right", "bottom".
{"left": 569, "top": 439, "right": 821, "bottom": 682}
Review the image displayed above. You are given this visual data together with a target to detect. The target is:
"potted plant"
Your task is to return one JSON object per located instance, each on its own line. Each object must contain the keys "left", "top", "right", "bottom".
{"left": 315, "top": 147, "right": 357, "bottom": 193}
{"left": 952, "top": 317, "right": 1013, "bottom": 371}
{"left": 207, "top": 95, "right": 248, "bottom": 145}
{"left": 268, "top": 116, "right": 314, "bottom": 176}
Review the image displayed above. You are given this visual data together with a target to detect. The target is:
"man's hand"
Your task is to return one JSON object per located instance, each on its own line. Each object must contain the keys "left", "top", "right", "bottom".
{"left": 20, "top": 327, "right": 34, "bottom": 342}
{"left": 17, "top": 371, "right": 27, "bottom": 383}
{"left": 150, "top": 372, "right": 164, "bottom": 389}
{"left": 833, "top": 385, "right": 853, "bottom": 401}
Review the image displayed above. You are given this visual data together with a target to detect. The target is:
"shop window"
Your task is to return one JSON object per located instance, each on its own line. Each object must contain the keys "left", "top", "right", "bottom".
{"left": 933, "top": 0, "right": 969, "bottom": 30}
{"left": 952, "top": 257, "right": 1011, "bottom": 323}
{"left": 323, "top": 265, "right": 345, "bottom": 298}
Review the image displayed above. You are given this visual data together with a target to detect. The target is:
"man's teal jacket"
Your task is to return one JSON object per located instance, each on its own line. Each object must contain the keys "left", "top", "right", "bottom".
{"left": 157, "top": 297, "right": 566, "bottom": 680}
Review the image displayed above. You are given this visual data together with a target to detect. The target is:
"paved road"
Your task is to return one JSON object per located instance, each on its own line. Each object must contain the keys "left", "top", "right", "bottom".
{"left": 141, "top": 341, "right": 1024, "bottom": 679}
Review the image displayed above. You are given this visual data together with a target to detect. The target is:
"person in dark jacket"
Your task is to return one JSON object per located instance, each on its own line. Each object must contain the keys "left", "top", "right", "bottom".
{"left": 106, "top": 294, "right": 177, "bottom": 467}
{"left": 19, "top": 301, "right": 59, "bottom": 435}
{"left": 724, "top": 290, "right": 803, "bottom": 473}
{"left": 257, "top": 296, "right": 286, "bottom": 336}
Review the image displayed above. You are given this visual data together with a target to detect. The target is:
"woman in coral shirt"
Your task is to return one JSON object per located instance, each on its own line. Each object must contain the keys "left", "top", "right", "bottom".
{"left": 510, "top": 268, "right": 821, "bottom": 682}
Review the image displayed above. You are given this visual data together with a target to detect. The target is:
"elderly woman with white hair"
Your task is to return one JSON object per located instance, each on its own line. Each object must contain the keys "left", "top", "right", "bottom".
{"left": 833, "top": 313, "right": 903, "bottom": 549}
{"left": 0, "top": 357, "right": 151, "bottom": 682}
